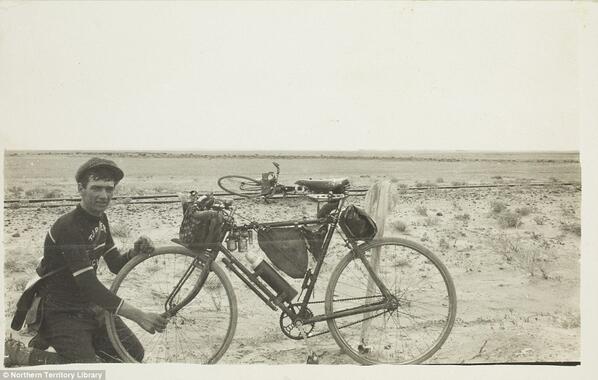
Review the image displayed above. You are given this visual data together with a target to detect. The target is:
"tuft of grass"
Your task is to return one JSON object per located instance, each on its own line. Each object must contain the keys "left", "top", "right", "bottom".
{"left": 391, "top": 220, "right": 407, "bottom": 232}
{"left": 439, "top": 237, "right": 450, "bottom": 250}
{"left": 424, "top": 217, "right": 439, "bottom": 227}
{"left": 560, "top": 223, "right": 581, "bottom": 236}
{"left": 560, "top": 206, "right": 576, "bottom": 218}
{"left": 455, "top": 213, "right": 471, "bottom": 222}
{"left": 7, "top": 186, "right": 24, "bottom": 198}
{"left": 415, "top": 205, "right": 428, "bottom": 216}
{"left": 492, "top": 234, "right": 548, "bottom": 278}
{"left": 515, "top": 207, "right": 532, "bottom": 216}
{"left": 497, "top": 211, "right": 522, "bottom": 229}
{"left": 43, "top": 189, "right": 64, "bottom": 199}
{"left": 451, "top": 200, "right": 462, "bottom": 211}
{"left": 4, "top": 249, "right": 39, "bottom": 273}
{"left": 533, "top": 216, "right": 545, "bottom": 225}
{"left": 490, "top": 201, "right": 507, "bottom": 214}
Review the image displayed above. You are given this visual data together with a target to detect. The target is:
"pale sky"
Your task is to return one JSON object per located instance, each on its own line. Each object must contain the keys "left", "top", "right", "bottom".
{"left": 0, "top": 2, "right": 588, "bottom": 151}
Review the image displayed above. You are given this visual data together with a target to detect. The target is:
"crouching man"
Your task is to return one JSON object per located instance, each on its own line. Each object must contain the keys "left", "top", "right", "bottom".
{"left": 6, "top": 157, "right": 168, "bottom": 365}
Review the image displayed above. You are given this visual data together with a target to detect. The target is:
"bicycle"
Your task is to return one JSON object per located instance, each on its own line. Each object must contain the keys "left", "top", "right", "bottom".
{"left": 217, "top": 161, "right": 349, "bottom": 199}
{"left": 104, "top": 187, "right": 457, "bottom": 365}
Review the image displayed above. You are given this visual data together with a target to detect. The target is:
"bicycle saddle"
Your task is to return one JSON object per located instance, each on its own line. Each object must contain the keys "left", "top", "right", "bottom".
{"left": 294, "top": 178, "right": 350, "bottom": 194}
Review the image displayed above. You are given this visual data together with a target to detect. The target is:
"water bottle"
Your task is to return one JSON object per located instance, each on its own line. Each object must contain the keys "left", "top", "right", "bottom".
{"left": 238, "top": 230, "right": 248, "bottom": 252}
{"left": 227, "top": 231, "right": 238, "bottom": 251}
{"left": 245, "top": 249, "right": 297, "bottom": 302}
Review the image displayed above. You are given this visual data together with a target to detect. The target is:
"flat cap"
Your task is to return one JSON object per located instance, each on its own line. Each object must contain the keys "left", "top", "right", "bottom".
{"left": 75, "top": 157, "right": 124, "bottom": 183}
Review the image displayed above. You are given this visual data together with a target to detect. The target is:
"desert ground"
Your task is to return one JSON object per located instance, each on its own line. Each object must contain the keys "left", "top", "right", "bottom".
{"left": 3, "top": 152, "right": 581, "bottom": 364}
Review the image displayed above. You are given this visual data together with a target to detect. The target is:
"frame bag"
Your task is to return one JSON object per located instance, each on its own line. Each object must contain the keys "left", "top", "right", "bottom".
{"left": 257, "top": 227, "right": 308, "bottom": 279}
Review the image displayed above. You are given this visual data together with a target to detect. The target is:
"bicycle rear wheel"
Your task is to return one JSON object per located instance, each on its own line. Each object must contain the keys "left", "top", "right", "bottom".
{"left": 105, "top": 246, "right": 237, "bottom": 363}
{"left": 325, "top": 238, "right": 456, "bottom": 364}
{"left": 217, "top": 175, "right": 263, "bottom": 198}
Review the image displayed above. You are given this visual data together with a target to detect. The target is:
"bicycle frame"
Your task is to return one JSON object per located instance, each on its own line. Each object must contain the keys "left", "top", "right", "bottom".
{"left": 164, "top": 195, "right": 395, "bottom": 333}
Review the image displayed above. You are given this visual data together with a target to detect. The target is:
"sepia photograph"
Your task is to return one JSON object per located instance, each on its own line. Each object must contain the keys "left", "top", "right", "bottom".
{"left": 1, "top": 1, "right": 596, "bottom": 379}
{"left": 2, "top": 151, "right": 581, "bottom": 366}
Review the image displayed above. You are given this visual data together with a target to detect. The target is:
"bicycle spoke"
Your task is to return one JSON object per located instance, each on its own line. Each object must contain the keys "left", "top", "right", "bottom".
{"left": 106, "top": 248, "right": 237, "bottom": 364}
{"left": 326, "top": 238, "right": 456, "bottom": 364}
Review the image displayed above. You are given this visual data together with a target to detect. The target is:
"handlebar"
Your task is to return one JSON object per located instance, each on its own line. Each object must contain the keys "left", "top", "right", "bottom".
{"left": 272, "top": 162, "right": 280, "bottom": 177}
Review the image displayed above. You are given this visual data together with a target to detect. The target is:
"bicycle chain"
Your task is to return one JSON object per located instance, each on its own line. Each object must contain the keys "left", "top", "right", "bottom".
{"left": 294, "top": 294, "right": 384, "bottom": 306}
{"left": 289, "top": 294, "right": 387, "bottom": 339}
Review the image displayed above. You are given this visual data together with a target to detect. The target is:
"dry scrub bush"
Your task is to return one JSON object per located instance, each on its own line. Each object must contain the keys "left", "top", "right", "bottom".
{"left": 4, "top": 248, "right": 39, "bottom": 273}
{"left": 438, "top": 237, "right": 450, "bottom": 250}
{"left": 19, "top": 188, "right": 65, "bottom": 199}
{"left": 7, "top": 186, "right": 24, "bottom": 198}
{"left": 490, "top": 201, "right": 507, "bottom": 214}
{"left": 455, "top": 213, "right": 470, "bottom": 222}
{"left": 391, "top": 220, "right": 407, "bottom": 232}
{"left": 533, "top": 216, "right": 545, "bottom": 225}
{"left": 560, "top": 205, "right": 576, "bottom": 218}
{"left": 415, "top": 205, "right": 428, "bottom": 216}
{"left": 561, "top": 223, "right": 581, "bottom": 236}
{"left": 43, "top": 189, "right": 64, "bottom": 199}
{"left": 424, "top": 217, "right": 439, "bottom": 227}
{"left": 492, "top": 235, "right": 548, "bottom": 278}
{"left": 515, "top": 207, "right": 532, "bottom": 216}
{"left": 498, "top": 211, "right": 522, "bottom": 228}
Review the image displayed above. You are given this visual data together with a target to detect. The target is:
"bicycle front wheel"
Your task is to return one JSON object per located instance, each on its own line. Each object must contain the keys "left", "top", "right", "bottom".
{"left": 217, "top": 175, "right": 263, "bottom": 198}
{"left": 105, "top": 246, "right": 237, "bottom": 363}
{"left": 325, "top": 238, "right": 456, "bottom": 364}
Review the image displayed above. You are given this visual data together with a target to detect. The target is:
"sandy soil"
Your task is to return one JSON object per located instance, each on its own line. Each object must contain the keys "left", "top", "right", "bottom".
{"left": 3, "top": 181, "right": 580, "bottom": 364}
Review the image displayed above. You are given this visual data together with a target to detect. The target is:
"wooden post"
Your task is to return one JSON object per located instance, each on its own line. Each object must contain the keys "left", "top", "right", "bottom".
{"left": 360, "top": 180, "right": 393, "bottom": 346}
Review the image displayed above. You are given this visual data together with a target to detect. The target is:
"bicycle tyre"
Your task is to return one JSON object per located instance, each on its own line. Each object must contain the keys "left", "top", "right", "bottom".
{"left": 105, "top": 246, "right": 238, "bottom": 363}
{"left": 325, "top": 237, "right": 456, "bottom": 365}
{"left": 217, "top": 175, "right": 263, "bottom": 198}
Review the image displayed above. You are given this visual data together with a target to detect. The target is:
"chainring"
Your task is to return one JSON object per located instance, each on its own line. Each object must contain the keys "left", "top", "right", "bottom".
{"left": 279, "top": 307, "right": 315, "bottom": 340}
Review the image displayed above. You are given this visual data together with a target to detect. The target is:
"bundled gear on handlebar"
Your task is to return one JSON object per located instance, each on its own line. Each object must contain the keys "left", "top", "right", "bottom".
{"left": 179, "top": 193, "right": 230, "bottom": 248}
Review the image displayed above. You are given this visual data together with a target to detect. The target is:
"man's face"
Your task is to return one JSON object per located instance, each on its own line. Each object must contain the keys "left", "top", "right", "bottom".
{"left": 78, "top": 178, "right": 116, "bottom": 216}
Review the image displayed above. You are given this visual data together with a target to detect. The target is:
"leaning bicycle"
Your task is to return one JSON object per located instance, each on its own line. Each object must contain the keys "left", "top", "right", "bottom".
{"left": 105, "top": 184, "right": 457, "bottom": 364}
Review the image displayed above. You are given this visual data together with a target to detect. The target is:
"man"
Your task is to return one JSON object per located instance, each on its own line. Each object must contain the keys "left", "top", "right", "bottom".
{"left": 5, "top": 157, "right": 168, "bottom": 365}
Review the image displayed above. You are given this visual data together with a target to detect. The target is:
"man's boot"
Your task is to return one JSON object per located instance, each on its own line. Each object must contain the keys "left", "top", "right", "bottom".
{"left": 5, "top": 337, "right": 62, "bottom": 366}
{"left": 4, "top": 338, "right": 31, "bottom": 367}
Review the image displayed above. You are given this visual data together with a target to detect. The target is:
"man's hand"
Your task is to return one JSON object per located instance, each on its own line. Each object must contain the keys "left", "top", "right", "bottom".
{"left": 132, "top": 235, "right": 155, "bottom": 256}
{"left": 135, "top": 311, "right": 169, "bottom": 334}
{"left": 117, "top": 302, "right": 169, "bottom": 334}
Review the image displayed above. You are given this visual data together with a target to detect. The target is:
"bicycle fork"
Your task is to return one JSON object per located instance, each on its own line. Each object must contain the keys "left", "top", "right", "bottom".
{"left": 163, "top": 255, "right": 211, "bottom": 316}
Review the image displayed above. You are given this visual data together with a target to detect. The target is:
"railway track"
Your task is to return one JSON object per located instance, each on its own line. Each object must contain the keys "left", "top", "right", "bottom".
{"left": 4, "top": 182, "right": 580, "bottom": 209}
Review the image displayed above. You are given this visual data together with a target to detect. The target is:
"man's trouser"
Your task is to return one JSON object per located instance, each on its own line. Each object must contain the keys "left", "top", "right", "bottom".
{"left": 39, "top": 298, "right": 144, "bottom": 363}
